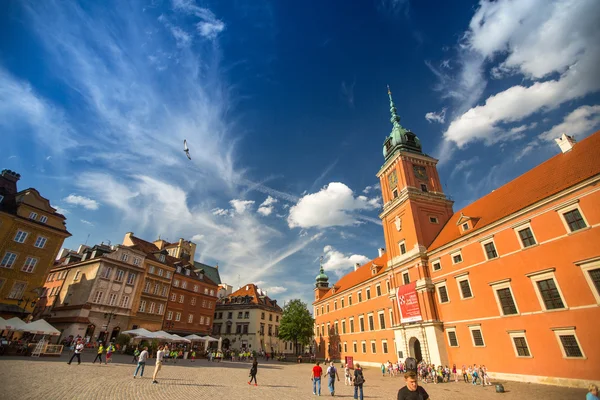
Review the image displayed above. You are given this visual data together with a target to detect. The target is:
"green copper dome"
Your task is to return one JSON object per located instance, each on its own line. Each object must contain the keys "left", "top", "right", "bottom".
{"left": 315, "top": 263, "right": 329, "bottom": 288}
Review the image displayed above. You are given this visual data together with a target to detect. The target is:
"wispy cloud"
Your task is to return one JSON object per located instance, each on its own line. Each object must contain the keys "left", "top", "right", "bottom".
{"left": 340, "top": 80, "right": 355, "bottom": 108}
{"left": 80, "top": 219, "right": 94, "bottom": 227}
{"left": 425, "top": 108, "right": 446, "bottom": 123}
{"left": 64, "top": 194, "right": 100, "bottom": 210}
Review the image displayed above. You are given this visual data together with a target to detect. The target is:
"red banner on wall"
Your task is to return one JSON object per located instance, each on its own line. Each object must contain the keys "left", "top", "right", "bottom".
{"left": 397, "top": 282, "right": 422, "bottom": 323}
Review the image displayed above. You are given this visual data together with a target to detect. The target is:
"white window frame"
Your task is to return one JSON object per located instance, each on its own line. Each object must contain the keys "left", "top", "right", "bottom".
{"left": 121, "top": 296, "right": 130, "bottom": 308}
{"left": 378, "top": 310, "right": 386, "bottom": 330}
{"left": 551, "top": 327, "right": 586, "bottom": 359}
{"left": 133, "top": 257, "right": 140, "bottom": 265}
{"left": 507, "top": 330, "right": 532, "bottom": 358}
{"left": 366, "top": 287, "right": 371, "bottom": 300}
{"left": 389, "top": 308, "right": 394, "bottom": 328}
{"left": 175, "top": 312, "right": 181, "bottom": 321}
{"left": 435, "top": 280, "right": 450, "bottom": 304}
{"left": 382, "top": 340, "right": 389, "bottom": 354}
{"left": 40, "top": 215, "right": 48, "bottom": 223}
{"left": 361, "top": 341, "right": 367, "bottom": 354}
{"left": 14, "top": 230, "right": 28, "bottom": 243}
{"left": 431, "top": 259, "right": 442, "bottom": 272}
{"left": 126, "top": 272, "right": 136, "bottom": 285}
{"left": 526, "top": 268, "right": 568, "bottom": 311}
{"left": 367, "top": 313, "right": 375, "bottom": 331}
{"left": 398, "top": 240, "right": 407, "bottom": 255}
{"left": 115, "top": 269, "right": 125, "bottom": 282}
{"left": 513, "top": 222, "right": 538, "bottom": 249}
{"left": 402, "top": 271, "right": 410, "bottom": 285}
{"left": 166, "top": 310, "right": 173, "bottom": 320}
{"left": 556, "top": 201, "right": 589, "bottom": 234}
{"left": 157, "top": 303, "right": 164, "bottom": 314}
{"left": 455, "top": 273, "right": 473, "bottom": 300}
{"left": 93, "top": 291, "right": 104, "bottom": 304}
{"left": 344, "top": 342, "right": 348, "bottom": 353}
{"left": 451, "top": 250, "right": 463, "bottom": 265}
{"left": 108, "top": 293, "right": 117, "bottom": 306}
{"left": 1, "top": 252, "right": 18, "bottom": 268}
{"left": 348, "top": 295, "right": 352, "bottom": 306}
{"left": 577, "top": 258, "right": 600, "bottom": 304}
{"left": 375, "top": 284, "right": 382, "bottom": 297}
{"left": 446, "top": 327, "right": 459, "bottom": 347}
{"left": 34, "top": 236, "right": 47, "bottom": 249}
{"left": 358, "top": 315, "right": 365, "bottom": 332}
{"left": 179, "top": 294, "right": 184, "bottom": 303}
{"left": 353, "top": 341, "right": 358, "bottom": 353}
{"left": 468, "top": 324, "right": 486, "bottom": 347}
{"left": 489, "top": 279, "right": 520, "bottom": 316}
{"left": 29, "top": 212, "right": 38, "bottom": 220}
{"left": 370, "top": 340, "right": 377, "bottom": 354}
{"left": 349, "top": 317, "right": 355, "bottom": 333}
{"left": 480, "top": 237, "right": 498, "bottom": 260}
{"left": 73, "top": 270, "right": 81, "bottom": 281}
{"left": 7, "top": 281, "right": 27, "bottom": 299}
{"left": 148, "top": 265, "right": 155, "bottom": 274}
{"left": 357, "top": 290, "right": 362, "bottom": 303}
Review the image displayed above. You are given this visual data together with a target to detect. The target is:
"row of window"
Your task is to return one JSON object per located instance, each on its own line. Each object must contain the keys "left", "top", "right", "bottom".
{"left": 258, "top": 323, "right": 278, "bottom": 336}
{"left": 168, "top": 292, "right": 213, "bottom": 308}
{"left": 143, "top": 280, "right": 169, "bottom": 297}
{"left": 435, "top": 264, "right": 600, "bottom": 315}
{"left": 1, "top": 252, "right": 39, "bottom": 273}
{"left": 316, "top": 281, "right": 393, "bottom": 316}
{"left": 147, "top": 265, "right": 171, "bottom": 279}
{"left": 172, "top": 279, "right": 215, "bottom": 296}
{"left": 100, "top": 266, "right": 137, "bottom": 285}
{"left": 446, "top": 326, "right": 585, "bottom": 359}
{"left": 92, "top": 290, "right": 135, "bottom": 309}
{"left": 47, "top": 270, "right": 68, "bottom": 281}
{"left": 317, "top": 309, "right": 393, "bottom": 337}
{"left": 12, "top": 230, "right": 48, "bottom": 248}
{"left": 119, "top": 253, "right": 141, "bottom": 266}
{"left": 137, "top": 299, "right": 165, "bottom": 314}
{"left": 431, "top": 204, "right": 589, "bottom": 272}
{"left": 165, "top": 310, "right": 211, "bottom": 325}
{"left": 28, "top": 211, "right": 49, "bottom": 224}
{"left": 0, "top": 279, "right": 27, "bottom": 300}
{"left": 322, "top": 339, "right": 390, "bottom": 355}
{"left": 213, "top": 311, "right": 280, "bottom": 322}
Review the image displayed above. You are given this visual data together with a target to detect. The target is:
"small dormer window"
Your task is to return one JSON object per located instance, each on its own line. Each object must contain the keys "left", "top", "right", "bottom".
{"left": 159, "top": 254, "right": 165, "bottom": 262}
{"left": 185, "top": 269, "right": 190, "bottom": 276}
{"left": 176, "top": 266, "right": 181, "bottom": 273}
{"left": 462, "top": 223, "right": 469, "bottom": 231}
{"left": 429, "top": 216, "right": 439, "bottom": 224}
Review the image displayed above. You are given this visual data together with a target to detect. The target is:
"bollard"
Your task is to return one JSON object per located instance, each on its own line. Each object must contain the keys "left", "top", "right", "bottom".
{"left": 495, "top": 383, "right": 505, "bottom": 393}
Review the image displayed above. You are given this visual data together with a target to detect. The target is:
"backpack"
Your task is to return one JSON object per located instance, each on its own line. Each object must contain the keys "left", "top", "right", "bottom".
{"left": 329, "top": 366, "right": 336, "bottom": 378}
{"left": 354, "top": 370, "right": 365, "bottom": 386}
{"left": 405, "top": 357, "right": 417, "bottom": 371}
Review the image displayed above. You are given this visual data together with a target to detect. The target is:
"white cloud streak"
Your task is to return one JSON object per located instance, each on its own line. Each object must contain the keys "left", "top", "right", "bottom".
{"left": 64, "top": 194, "right": 100, "bottom": 210}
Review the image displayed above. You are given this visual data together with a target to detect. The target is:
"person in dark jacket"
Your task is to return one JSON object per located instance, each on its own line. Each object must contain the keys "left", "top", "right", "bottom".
{"left": 353, "top": 363, "right": 365, "bottom": 400}
{"left": 398, "top": 370, "right": 429, "bottom": 400}
{"left": 248, "top": 359, "right": 258, "bottom": 386}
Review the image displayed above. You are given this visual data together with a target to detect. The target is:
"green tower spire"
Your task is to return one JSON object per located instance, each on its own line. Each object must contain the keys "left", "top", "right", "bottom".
{"left": 383, "top": 85, "right": 423, "bottom": 160}
{"left": 315, "top": 256, "right": 329, "bottom": 289}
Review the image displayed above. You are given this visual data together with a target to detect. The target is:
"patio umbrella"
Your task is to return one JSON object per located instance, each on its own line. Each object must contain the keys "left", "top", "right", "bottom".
{"left": 21, "top": 319, "right": 60, "bottom": 336}
{"left": 170, "top": 334, "right": 191, "bottom": 343}
{"left": 184, "top": 334, "right": 204, "bottom": 341}
{"left": 122, "top": 328, "right": 153, "bottom": 338}
{"left": 217, "top": 336, "right": 222, "bottom": 352}
{"left": 0, "top": 317, "right": 26, "bottom": 331}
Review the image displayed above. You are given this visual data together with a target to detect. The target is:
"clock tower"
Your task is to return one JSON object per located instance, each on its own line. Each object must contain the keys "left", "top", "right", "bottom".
{"left": 377, "top": 87, "right": 454, "bottom": 266}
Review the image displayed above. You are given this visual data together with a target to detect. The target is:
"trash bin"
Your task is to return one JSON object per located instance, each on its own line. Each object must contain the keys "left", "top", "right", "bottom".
{"left": 495, "top": 384, "right": 505, "bottom": 393}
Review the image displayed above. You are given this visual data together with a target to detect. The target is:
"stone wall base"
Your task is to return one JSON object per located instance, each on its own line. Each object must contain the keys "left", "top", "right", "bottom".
{"left": 489, "top": 371, "right": 593, "bottom": 389}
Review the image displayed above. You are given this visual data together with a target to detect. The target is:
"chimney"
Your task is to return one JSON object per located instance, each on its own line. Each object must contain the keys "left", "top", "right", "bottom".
{"left": 354, "top": 263, "right": 360, "bottom": 271}
{"left": 555, "top": 133, "right": 577, "bottom": 153}
{"left": 0, "top": 169, "right": 21, "bottom": 195}
{"left": 378, "top": 248, "right": 385, "bottom": 257}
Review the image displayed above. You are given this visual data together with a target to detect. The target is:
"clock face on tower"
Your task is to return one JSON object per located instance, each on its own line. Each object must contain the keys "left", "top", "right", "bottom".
{"left": 388, "top": 170, "right": 398, "bottom": 188}
{"left": 413, "top": 165, "right": 428, "bottom": 181}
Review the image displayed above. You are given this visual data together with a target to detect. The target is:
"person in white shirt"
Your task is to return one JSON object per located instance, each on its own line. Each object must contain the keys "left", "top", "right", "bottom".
{"left": 133, "top": 347, "right": 149, "bottom": 378}
{"left": 67, "top": 339, "right": 84, "bottom": 365}
{"left": 152, "top": 345, "right": 168, "bottom": 384}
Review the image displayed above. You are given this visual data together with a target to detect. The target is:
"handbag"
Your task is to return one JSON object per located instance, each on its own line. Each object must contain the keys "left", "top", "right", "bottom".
{"left": 354, "top": 371, "right": 365, "bottom": 386}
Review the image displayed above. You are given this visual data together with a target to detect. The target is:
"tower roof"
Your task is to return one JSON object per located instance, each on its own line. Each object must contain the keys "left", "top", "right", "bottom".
{"left": 315, "top": 256, "right": 329, "bottom": 288}
{"left": 383, "top": 86, "right": 423, "bottom": 160}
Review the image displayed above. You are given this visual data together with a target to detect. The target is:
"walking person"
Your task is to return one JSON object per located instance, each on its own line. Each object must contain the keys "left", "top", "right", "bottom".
{"left": 397, "top": 370, "right": 429, "bottom": 400}
{"left": 248, "top": 359, "right": 258, "bottom": 386}
{"left": 152, "top": 345, "right": 167, "bottom": 384}
{"left": 353, "top": 363, "right": 365, "bottom": 400}
{"left": 311, "top": 361, "right": 323, "bottom": 396}
{"left": 452, "top": 364, "right": 458, "bottom": 382}
{"left": 587, "top": 384, "right": 599, "bottom": 400}
{"left": 344, "top": 363, "right": 352, "bottom": 386}
{"left": 67, "top": 339, "right": 84, "bottom": 365}
{"left": 92, "top": 343, "right": 104, "bottom": 364}
{"left": 105, "top": 343, "right": 115, "bottom": 365}
{"left": 326, "top": 361, "right": 340, "bottom": 396}
{"left": 132, "top": 347, "right": 140, "bottom": 363}
{"left": 133, "top": 347, "right": 149, "bottom": 378}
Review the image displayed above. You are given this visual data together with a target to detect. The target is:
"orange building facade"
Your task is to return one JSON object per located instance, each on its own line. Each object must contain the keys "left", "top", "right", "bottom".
{"left": 313, "top": 90, "right": 600, "bottom": 388}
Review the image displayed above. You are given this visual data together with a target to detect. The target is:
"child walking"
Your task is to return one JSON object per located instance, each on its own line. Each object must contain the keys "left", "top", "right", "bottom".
{"left": 248, "top": 359, "right": 258, "bottom": 386}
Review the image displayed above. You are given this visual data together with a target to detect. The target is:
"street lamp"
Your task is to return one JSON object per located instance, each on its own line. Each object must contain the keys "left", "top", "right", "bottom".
{"left": 103, "top": 310, "right": 117, "bottom": 342}
{"left": 17, "top": 297, "right": 37, "bottom": 320}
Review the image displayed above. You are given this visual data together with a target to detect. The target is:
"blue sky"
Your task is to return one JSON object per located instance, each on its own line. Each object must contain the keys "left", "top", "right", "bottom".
{"left": 2, "top": 0, "right": 599, "bottom": 306}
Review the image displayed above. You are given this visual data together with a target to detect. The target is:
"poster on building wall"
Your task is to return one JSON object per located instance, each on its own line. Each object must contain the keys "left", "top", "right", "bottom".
{"left": 397, "top": 282, "right": 422, "bottom": 323}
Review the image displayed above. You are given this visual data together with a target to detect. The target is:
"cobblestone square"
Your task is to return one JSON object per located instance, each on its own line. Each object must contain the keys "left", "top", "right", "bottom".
{"left": 0, "top": 353, "right": 588, "bottom": 399}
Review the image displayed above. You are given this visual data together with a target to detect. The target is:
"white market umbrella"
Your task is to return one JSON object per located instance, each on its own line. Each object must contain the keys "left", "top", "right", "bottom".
{"left": 122, "top": 328, "right": 153, "bottom": 337}
{"left": 170, "top": 334, "right": 191, "bottom": 343}
{"left": 0, "top": 317, "right": 26, "bottom": 331}
{"left": 203, "top": 336, "right": 219, "bottom": 342}
{"left": 184, "top": 334, "right": 204, "bottom": 341}
{"left": 153, "top": 330, "right": 178, "bottom": 340}
{"left": 22, "top": 319, "right": 60, "bottom": 336}
{"left": 217, "top": 336, "right": 222, "bottom": 352}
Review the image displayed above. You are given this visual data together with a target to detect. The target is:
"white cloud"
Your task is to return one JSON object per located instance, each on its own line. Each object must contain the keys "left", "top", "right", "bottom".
{"left": 322, "top": 245, "right": 369, "bottom": 276}
{"left": 64, "top": 194, "right": 100, "bottom": 210}
{"left": 230, "top": 199, "right": 255, "bottom": 214}
{"left": 212, "top": 208, "right": 231, "bottom": 217}
{"left": 425, "top": 108, "right": 446, "bottom": 123}
{"left": 172, "top": 0, "right": 225, "bottom": 40}
{"left": 53, "top": 206, "right": 69, "bottom": 215}
{"left": 191, "top": 234, "right": 205, "bottom": 242}
{"left": 444, "top": 0, "right": 600, "bottom": 148}
{"left": 80, "top": 219, "right": 94, "bottom": 226}
{"left": 451, "top": 156, "right": 480, "bottom": 178}
{"left": 538, "top": 105, "right": 600, "bottom": 142}
{"left": 257, "top": 195, "right": 277, "bottom": 216}
{"left": 362, "top": 183, "right": 380, "bottom": 194}
{"left": 263, "top": 286, "right": 287, "bottom": 295}
{"left": 287, "top": 182, "right": 381, "bottom": 229}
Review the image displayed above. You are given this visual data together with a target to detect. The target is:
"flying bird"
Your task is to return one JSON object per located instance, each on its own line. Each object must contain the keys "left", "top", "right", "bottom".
{"left": 183, "top": 139, "right": 191, "bottom": 160}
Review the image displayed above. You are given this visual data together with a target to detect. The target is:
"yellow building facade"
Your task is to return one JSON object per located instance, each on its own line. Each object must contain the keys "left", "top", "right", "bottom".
{"left": 0, "top": 169, "right": 71, "bottom": 319}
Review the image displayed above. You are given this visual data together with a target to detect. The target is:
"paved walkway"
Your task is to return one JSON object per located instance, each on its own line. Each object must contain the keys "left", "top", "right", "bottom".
{"left": 0, "top": 352, "right": 588, "bottom": 399}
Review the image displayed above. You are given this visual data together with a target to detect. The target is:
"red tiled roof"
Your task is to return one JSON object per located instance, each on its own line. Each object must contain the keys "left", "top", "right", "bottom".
{"left": 220, "top": 283, "right": 282, "bottom": 310}
{"left": 429, "top": 131, "right": 600, "bottom": 251}
{"left": 316, "top": 253, "right": 389, "bottom": 303}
